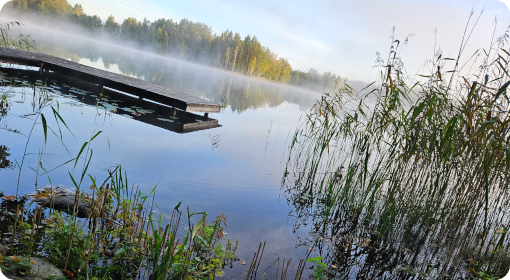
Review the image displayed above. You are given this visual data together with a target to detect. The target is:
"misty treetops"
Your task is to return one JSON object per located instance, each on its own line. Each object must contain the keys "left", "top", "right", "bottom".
{"left": 1, "top": 0, "right": 342, "bottom": 91}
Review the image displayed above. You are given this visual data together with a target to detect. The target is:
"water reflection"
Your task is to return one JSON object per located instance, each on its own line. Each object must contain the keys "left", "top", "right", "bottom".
{"left": 0, "top": 145, "right": 13, "bottom": 170}
{"left": 282, "top": 98, "right": 510, "bottom": 278}
{"left": 0, "top": 26, "right": 328, "bottom": 280}
{"left": 0, "top": 66, "right": 220, "bottom": 134}
{"left": 24, "top": 28, "right": 319, "bottom": 113}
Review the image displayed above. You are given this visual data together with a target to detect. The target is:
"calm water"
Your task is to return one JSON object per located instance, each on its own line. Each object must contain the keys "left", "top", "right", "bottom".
{"left": 3, "top": 25, "right": 509, "bottom": 279}
{"left": 0, "top": 30, "right": 322, "bottom": 278}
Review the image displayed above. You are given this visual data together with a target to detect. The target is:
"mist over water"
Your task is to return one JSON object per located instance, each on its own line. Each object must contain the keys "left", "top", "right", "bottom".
{"left": 7, "top": 19, "right": 321, "bottom": 111}
{"left": 0, "top": 17, "right": 329, "bottom": 279}
{"left": 0, "top": 5, "right": 509, "bottom": 278}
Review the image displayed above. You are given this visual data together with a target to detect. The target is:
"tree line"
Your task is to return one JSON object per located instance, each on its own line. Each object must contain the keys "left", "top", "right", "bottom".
{"left": 2, "top": 0, "right": 356, "bottom": 91}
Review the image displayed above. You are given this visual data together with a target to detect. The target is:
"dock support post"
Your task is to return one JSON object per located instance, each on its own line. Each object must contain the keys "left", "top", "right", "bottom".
{"left": 97, "top": 81, "right": 103, "bottom": 94}
{"left": 39, "top": 62, "right": 44, "bottom": 76}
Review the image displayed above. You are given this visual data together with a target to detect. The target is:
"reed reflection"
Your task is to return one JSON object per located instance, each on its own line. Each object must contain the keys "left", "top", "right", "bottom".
{"left": 281, "top": 39, "right": 510, "bottom": 279}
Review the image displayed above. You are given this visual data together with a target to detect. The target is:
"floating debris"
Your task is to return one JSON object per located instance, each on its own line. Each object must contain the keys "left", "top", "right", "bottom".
{"left": 137, "top": 109, "right": 154, "bottom": 114}
{"left": 121, "top": 107, "right": 135, "bottom": 112}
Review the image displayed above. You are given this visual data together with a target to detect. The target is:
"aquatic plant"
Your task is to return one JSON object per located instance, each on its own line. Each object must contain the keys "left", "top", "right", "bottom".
{"left": 304, "top": 256, "right": 327, "bottom": 280}
{"left": 0, "top": 255, "right": 35, "bottom": 276}
{"left": 0, "top": 21, "right": 35, "bottom": 51}
{"left": 1, "top": 165, "right": 238, "bottom": 279}
{"left": 282, "top": 25, "right": 510, "bottom": 278}
{"left": 0, "top": 73, "right": 238, "bottom": 279}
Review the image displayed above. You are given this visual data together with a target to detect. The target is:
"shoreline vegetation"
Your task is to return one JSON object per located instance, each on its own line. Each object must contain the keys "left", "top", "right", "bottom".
{"left": 282, "top": 23, "right": 510, "bottom": 279}
{"left": 0, "top": 171, "right": 239, "bottom": 280}
{"left": 0, "top": 24, "right": 313, "bottom": 280}
{"left": 0, "top": 0, "right": 369, "bottom": 94}
{"left": 0, "top": 4, "right": 509, "bottom": 280}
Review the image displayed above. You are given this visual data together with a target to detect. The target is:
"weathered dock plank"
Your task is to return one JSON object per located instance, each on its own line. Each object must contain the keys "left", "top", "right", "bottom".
{"left": 0, "top": 66, "right": 221, "bottom": 133}
{"left": 0, "top": 47, "right": 220, "bottom": 113}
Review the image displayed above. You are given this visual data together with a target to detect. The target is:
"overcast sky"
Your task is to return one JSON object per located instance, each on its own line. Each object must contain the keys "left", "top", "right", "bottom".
{"left": 2, "top": 0, "right": 510, "bottom": 80}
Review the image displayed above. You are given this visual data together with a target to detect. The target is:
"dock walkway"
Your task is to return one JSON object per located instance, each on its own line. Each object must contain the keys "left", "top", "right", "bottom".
{"left": 0, "top": 47, "right": 220, "bottom": 113}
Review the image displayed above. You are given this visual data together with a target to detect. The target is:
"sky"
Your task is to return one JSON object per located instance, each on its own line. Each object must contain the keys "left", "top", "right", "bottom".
{"left": 1, "top": 0, "right": 510, "bottom": 80}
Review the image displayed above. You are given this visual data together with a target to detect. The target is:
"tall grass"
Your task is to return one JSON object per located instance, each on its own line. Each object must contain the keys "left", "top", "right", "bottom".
{"left": 282, "top": 27, "right": 510, "bottom": 279}
{"left": 0, "top": 21, "right": 34, "bottom": 51}
{"left": 0, "top": 67, "right": 238, "bottom": 279}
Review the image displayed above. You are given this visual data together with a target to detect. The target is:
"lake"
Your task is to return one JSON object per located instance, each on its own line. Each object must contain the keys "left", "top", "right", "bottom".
{"left": 0, "top": 25, "right": 322, "bottom": 279}
{"left": 1, "top": 23, "right": 509, "bottom": 280}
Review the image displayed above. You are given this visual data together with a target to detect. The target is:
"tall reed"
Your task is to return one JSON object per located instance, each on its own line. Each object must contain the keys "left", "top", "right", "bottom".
{"left": 282, "top": 27, "right": 510, "bottom": 279}
{"left": 0, "top": 21, "right": 34, "bottom": 51}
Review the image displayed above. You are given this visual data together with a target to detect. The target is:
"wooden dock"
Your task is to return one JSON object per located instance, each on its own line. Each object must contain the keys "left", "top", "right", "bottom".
{"left": 0, "top": 66, "right": 221, "bottom": 133}
{"left": 0, "top": 47, "right": 220, "bottom": 113}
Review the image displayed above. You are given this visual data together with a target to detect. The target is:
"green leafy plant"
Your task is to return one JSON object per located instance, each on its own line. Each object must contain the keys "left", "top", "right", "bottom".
{"left": 0, "top": 256, "right": 34, "bottom": 276}
{"left": 43, "top": 211, "right": 97, "bottom": 272}
{"left": 477, "top": 271, "right": 501, "bottom": 280}
{"left": 163, "top": 211, "right": 237, "bottom": 280}
{"left": 304, "top": 256, "right": 327, "bottom": 280}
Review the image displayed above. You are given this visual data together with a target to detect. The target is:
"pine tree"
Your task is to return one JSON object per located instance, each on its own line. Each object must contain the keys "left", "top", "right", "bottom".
{"left": 73, "top": 4, "right": 83, "bottom": 15}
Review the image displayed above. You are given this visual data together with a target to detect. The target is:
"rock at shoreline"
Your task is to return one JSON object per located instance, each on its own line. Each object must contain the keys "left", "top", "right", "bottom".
{"left": 0, "top": 244, "right": 8, "bottom": 256}
{"left": 1, "top": 256, "right": 64, "bottom": 280}
{"left": 30, "top": 257, "right": 64, "bottom": 279}
{"left": 1, "top": 270, "right": 43, "bottom": 280}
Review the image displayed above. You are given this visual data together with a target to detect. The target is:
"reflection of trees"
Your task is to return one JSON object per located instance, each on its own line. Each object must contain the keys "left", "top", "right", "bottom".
{"left": 33, "top": 40, "right": 318, "bottom": 113}
{"left": 0, "top": 145, "right": 13, "bottom": 170}
{"left": 110, "top": 51, "right": 313, "bottom": 112}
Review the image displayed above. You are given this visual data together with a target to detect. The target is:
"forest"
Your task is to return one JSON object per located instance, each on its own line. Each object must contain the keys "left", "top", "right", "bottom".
{"left": 0, "top": 0, "right": 360, "bottom": 92}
